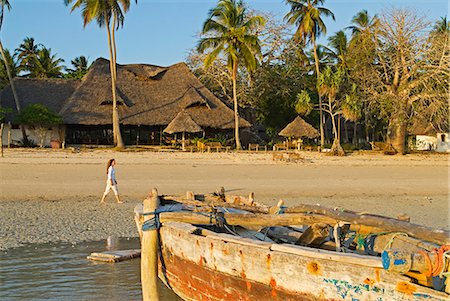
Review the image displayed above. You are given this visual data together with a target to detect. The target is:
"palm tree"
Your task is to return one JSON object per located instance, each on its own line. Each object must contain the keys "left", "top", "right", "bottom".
{"left": 198, "top": 0, "right": 265, "bottom": 150}
{"left": 16, "top": 37, "right": 41, "bottom": 74}
{"left": 65, "top": 0, "right": 137, "bottom": 149}
{"left": 0, "top": 0, "right": 28, "bottom": 143}
{"left": 326, "top": 30, "right": 348, "bottom": 68}
{"left": 0, "top": 48, "right": 18, "bottom": 87}
{"left": 285, "top": 0, "right": 335, "bottom": 148}
{"left": 346, "top": 9, "right": 378, "bottom": 38}
{"left": 432, "top": 16, "right": 449, "bottom": 34}
{"left": 65, "top": 55, "right": 89, "bottom": 79}
{"left": 29, "top": 47, "right": 65, "bottom": 78}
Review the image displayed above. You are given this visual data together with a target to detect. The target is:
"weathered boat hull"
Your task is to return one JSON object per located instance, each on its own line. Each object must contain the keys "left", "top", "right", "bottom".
{"left": 156, "top": 222, "right": 448, "bottom": 301}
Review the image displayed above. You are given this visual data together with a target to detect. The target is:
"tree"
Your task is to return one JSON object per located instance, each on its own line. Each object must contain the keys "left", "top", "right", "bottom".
{"left": 285, "top": 0, "right": 335, "bottom": 148}
{"left": 198, "top": 0, "right": 265, "bottom": 150}
{"left": 347, "top": 9, "right": 379, "bottom": 38}
{"left": 351, "top": 9, "right": 449, "bottom": 154}
{"left": 65, "top": 0, "right": 137, "bottom": 149}
{"left": 0, "top": 0, "right": 28, "bottom": 144}
{"left": 297, "top": 66, "right": 360, "bottom": 155}
{"left": 0, "top": 48, "right": 18, "bottom": 89}
{"left": 16, "top": 37, "right": 41, "bottom": 74}
{"left": 16, "top": 104, "right": 62, "bottom": 147}
{"left": 29, "top": 47, "right": 65, "bottom": 78}
{"left": 65, "top": 55, "right": 89, "bottom": 79}
{"left": 326, "top": 30, "right": 348, "bottom": 68}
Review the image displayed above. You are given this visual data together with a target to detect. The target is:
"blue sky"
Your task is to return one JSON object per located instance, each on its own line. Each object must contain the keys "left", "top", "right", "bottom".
{"left": 2, "top": 0, "right": 448, "bottom": 67}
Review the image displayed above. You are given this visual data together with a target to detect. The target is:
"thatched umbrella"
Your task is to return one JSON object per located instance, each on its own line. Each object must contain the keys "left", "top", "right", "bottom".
{"left": 164, "top": 110, "right": 202, "bottom": 150}
{"left": 279, "top": 116, "right": 319, "bottom": 139}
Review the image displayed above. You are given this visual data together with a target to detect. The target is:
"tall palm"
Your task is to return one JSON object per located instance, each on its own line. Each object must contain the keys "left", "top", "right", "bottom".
{"left": 0, "top": 0, "right": 28, "bottom": 143}
{"left": 285, "top": 0, "right": 335, "bottom": 148}
{"left": 16, "top": 37, "right": 41, "bottom": 74}
{"left": 198, "top": 0, "right": 265, "bottom": 150}
{"left": 65, "top": 0, "right": 136, "bottom": 149}
{"left": 29, "top": 47, "right": 65, "bottom": 78}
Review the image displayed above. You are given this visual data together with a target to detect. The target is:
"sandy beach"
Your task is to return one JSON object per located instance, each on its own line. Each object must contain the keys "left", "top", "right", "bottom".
{"left": 0, "top": 148, "right": 448, "bottom": 250}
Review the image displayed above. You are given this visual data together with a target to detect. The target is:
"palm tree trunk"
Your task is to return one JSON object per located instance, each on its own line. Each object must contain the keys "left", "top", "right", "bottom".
{"left": 111, "top": 18, "right": 124, "bottom": 149}
{"left": 106, "top": 19, "right": 124, "bottom": 149}
{"left": 0, "top": 40, "right": 28, "bottom": 144}
{"left": 311, "top": 36, "right": 324, "bottom": 148}
{"left": 232, "top": 59, "right": 241, "bottom": 150}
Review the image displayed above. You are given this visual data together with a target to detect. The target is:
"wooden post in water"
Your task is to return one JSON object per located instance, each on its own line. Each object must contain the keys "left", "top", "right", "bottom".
{"left": 141, "top": 188, "right": 160, "bottom": 301}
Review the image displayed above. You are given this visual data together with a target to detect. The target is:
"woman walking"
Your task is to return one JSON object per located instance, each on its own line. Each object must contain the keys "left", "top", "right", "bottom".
{"left": 100, "top": 158, "right": 123, "bottom": 204}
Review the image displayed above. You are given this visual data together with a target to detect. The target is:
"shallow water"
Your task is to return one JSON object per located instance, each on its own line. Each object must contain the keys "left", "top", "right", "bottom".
{"left": 0, "top": 238, "right": 182, "bottom": 300}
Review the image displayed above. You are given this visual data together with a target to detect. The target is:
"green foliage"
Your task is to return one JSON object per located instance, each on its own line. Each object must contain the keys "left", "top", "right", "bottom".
{"left": 29, "top": 47, "right": 65, "bottom": 78}
{"left": 341, "top": 84, "right": 362, "bottom": 121}
{"left": 64, "top": 56, "right": 90, "bottom": 79}
{"left": 197, "top": 0, "right": 266, "bottom": 73}
{"left": 16, "top": 103, "right": 62, "bottom": 126}
{"left": 0, "top": 106, "right": 11, "bottom": 122}
{"left": 0, "top": 48, "right": 18, "bottom": 89}
{"left": 295, "top": 90, "right": 313, "bottom": 115}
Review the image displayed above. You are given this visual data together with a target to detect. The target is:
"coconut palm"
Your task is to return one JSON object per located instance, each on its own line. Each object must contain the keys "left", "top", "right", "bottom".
{"left": 65, "top": 0, "right": 137, "bottom": 149}
{"left": 29, "top": 47, "right": 65, "bottom": 78}
{"left": 16, "top": 37, "right": 41, "bottom": 74}
{"left": 284, "top": 0, "right": 335, "bottom": 148}
{"left": 0, "top": 0, "right": 28, "bottom": 143}
{"left": 326, "top": 30, "right": 348, "bottom": 68}
{"left": 65, "top": 55, "right": 89, "bottom": 79}
{"left": 346, "top": 9, "right": 378, "bottom": 38}
{"left": 0, "top": 48, "right": 18, "bottom": 87}
{"left": 198, "top": 0, "right": 265, "bottom": 150}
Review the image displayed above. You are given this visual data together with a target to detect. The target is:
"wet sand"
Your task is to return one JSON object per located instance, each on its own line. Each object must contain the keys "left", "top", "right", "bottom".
{"left": 0, "top": 148, "right": 448, "bottom": 250}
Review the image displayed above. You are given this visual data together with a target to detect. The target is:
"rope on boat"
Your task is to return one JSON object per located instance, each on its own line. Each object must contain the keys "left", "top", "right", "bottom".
{"left": 142, "top": 211, "right": 161, "bottom": 231}
{"left": 419, "top": 245, "right": 450, "bottom": 278}
{"left": 354, "top": 231, "right": 409, "bottom": 253}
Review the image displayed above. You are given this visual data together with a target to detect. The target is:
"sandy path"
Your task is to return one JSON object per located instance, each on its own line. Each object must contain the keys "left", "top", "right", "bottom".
{"left": 0, "top": 149, "right": 448, "bottom": 250}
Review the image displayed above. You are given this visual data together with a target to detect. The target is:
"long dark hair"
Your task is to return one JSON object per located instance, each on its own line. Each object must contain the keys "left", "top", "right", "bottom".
{"left": 106, "top": 159, "right": 115, "bottom": 174}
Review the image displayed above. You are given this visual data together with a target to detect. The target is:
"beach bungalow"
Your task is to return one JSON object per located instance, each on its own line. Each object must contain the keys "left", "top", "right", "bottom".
{"left": 408, "top": 122, "right": 450, "bottom": 153}
{"left": 0, "top": 58, "right": 250, "bottom": 147}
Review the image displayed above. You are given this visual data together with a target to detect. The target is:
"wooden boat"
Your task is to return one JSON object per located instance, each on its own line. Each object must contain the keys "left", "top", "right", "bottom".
{"left": 134, "top": 189, "right": 450, "bottom": 301}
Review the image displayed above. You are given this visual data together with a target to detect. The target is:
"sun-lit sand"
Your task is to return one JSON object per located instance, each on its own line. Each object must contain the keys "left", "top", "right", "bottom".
{"left": 0, "top": 148, "right": 448, "bottom": 250}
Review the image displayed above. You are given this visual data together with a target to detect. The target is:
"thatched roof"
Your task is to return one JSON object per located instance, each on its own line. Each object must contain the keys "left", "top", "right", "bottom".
{"left": 0, "top": 78, "right": 80, "bottom": 121}
{"left": 408, "top": 120, "right": 437, "bottom": 136}
{"left": 279, "top": 116, "right": 319, "bottom": 138}
{"left": 59, "top": 58, "right": 250, "bottom": 129}
{"left": 164, "top": 110, "right": 202, "bottom": 134}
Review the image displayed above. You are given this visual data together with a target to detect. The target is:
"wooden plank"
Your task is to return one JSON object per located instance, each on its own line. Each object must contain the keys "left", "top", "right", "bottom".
{"left": 87, "top": 249, "right": 141, "bottom": 263}
{"left": 158, "top": 211, "right": 337, "bottom": 227}
{"left": 285, "top": 204, "right": 450, "bottom": 245}
{"left": 271, "top": 243, "right": 384, "bottom": 268}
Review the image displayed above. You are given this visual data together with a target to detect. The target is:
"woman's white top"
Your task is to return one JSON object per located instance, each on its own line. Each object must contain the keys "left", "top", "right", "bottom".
{"left": 107, "top": 166, "right": 116, "bottom": 183}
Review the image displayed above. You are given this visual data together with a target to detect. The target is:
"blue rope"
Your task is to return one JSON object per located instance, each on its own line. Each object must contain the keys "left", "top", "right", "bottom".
{"left": 141, "top": 208, "right": 227, "bottom": 231}
{"left": 142, "top": 211, "right": 160, "bottom": 231}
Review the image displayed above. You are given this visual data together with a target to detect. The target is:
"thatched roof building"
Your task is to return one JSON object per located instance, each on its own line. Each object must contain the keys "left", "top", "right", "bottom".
{"left": 164, "top": 110, "right": 202, "bottom": 134}
{"left": 59, "top": 58, "right": 250, "bottom": 129}
{"left": 0, "top": 58, "right": 250, "bottom": 145}
{"left": 0, "top": 78, "right": 80, "bottom": 120}
{"left": 279, "top": 116, "right": 319, "bottom": 139}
